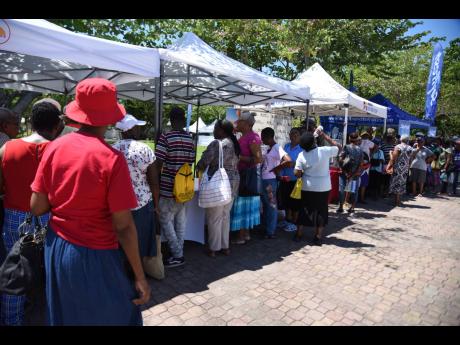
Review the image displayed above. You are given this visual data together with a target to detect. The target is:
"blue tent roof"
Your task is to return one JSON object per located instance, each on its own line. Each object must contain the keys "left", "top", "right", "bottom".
{"left": 320, "top": 93, "right": 431, "bottom": 129}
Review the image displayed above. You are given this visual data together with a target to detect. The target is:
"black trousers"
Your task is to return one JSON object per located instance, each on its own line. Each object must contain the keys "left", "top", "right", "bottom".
{"left": 369, "top": 170, "right": 383, "bottom": 196}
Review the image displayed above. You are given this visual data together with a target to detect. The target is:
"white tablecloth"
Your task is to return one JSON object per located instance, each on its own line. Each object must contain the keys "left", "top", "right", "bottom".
{"left": 183, "top": 194, "right": 206, "bottom": 244}
{"left": 160, "top": 188, "right": 206, "bottom": 244}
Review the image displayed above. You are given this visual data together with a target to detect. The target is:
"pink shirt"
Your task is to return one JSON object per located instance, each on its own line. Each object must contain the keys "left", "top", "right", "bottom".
{"left": 238, "top": 131, "right": 262, "bottom": 171}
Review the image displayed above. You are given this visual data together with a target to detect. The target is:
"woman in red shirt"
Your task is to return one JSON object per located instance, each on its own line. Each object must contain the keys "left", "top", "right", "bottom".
{"left": 30, "top": 78, "right": 150, "bottom": 326}
{"left": 0, "top": 101, "right": 62, "bottom": 325}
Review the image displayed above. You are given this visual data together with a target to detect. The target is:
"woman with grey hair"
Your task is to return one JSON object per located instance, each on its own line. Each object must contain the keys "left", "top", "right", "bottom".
{"left": 386, "top": 135, "right": 413, "bottom": 207}
{"left": 230, "top": 111, "right": 262, "bottom": 244}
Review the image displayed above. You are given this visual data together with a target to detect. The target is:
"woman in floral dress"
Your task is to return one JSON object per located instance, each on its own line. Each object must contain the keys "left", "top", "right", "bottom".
{"left": 386, "top": 135, "right": 413, "bottom": 207}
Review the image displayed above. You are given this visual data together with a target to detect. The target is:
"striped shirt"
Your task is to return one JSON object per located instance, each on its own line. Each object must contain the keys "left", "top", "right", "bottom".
{"left": 380, "top": 143, "right": 395, "bottom": 164}
{"left": 155, "top": 130, "right": 195, "bottom": 198}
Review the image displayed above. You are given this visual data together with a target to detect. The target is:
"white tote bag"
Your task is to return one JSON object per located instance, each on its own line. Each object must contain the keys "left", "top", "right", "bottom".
{"left": 198, "top": 140, "right": 232, "bottom": 208}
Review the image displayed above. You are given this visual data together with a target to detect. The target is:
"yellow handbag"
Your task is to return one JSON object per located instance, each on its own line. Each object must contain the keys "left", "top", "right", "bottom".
{"left": 431, "top": 159, "right": 440, "bottom": 170}
{"left": 290, "top": 178, "right": 302, "bottom": 200}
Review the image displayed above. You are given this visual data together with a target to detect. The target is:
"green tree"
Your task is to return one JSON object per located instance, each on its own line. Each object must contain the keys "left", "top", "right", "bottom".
{"left": 436, "top": 38, "right": 460, "bottom": 137}
{"left": 351, "top": 39, "right": 460, "bottom": 137}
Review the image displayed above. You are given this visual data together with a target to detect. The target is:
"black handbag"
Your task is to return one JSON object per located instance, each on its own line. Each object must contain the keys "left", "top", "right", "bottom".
{"left": 0, "top": 214, "right": 47, "bottom": 297}
{"left": 370, "top": 158, "right": 381, "bottom": 167}
{"left": 239, "top": 166, "right": 262, "bottom": 196}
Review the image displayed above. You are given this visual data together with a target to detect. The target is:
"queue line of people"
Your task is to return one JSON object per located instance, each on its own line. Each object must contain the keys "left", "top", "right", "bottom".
{"left": 0, "top": 77, "right": 459, "bottom": 326}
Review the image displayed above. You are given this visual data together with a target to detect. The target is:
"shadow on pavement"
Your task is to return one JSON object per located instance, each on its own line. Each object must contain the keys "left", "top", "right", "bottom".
{"left": 143, "top": 210, "right": 377, "bottom": 309}
{"left": 350, "top": 212, "right": 388, "bottom": 220}
{"left": 321, "top": 236, "right": 375, "bottom": 249}
{"left": 398, "top": 203, "right": 431, "bottom": 209}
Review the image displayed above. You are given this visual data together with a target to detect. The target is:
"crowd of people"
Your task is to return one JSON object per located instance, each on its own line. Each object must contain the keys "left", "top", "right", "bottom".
{"left": 0, "top": 77, "right": 459, "bottom": 326}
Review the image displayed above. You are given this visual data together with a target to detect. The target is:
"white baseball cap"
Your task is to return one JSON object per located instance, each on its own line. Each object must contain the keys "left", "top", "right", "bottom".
{"left": 33, "top": 98, "right": 62, "bottom": 113}
{"left": 115, "top": 114, "right": 146, "bottom": 132}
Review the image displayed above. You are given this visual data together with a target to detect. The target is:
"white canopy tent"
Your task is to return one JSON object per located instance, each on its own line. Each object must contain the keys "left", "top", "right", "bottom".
{"left": 116, "top": 32, "right": 310, "bottom": 106}
{"left": 185, "top": 117, "right": 208, "bottom": 133}
{"left": 0, "top": 22, "right": 311, "bottom": 139}
{"left": 200, "top": 119, "right": 217, "bottom": 134}
{"left": 0, "top": 19, "right": 160, "bottom": 95}
{"left": 246, "top": 63, "right": 388, "bottom": 144}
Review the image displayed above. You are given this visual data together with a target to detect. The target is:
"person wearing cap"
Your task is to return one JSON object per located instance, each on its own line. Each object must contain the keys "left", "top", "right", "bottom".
{"left": 409, "top": 136, "right": 434, "bottom": 196}
{"left": 337, "top": 132, "right": 363, "bottom": 214}
{"left": 386, "top": 135, "right": 413, "bottom": 207}
{"left": 33, "top": 98, "right": 79, "bottom": 137}
{"left": 369, "top": 138, "right": 385, "bottom": 199}
{"left": 293, "top": 130, "right": 341, "bottom": 245}
{"left": 30, "top": 78, "right": 150, "bottom": 325}
{"left": 113, "top": 114, "right": 159, "bottom": 276}
{"left": 154, "top": 107, "right": 195, "bottom": 268}
{"left": 0, "top": 101, "right": 62, "bottom": 325}
{"left": 230, "top": 111, "right": 262, "bottom": 244}
{"left": 358, "top": 131, "right": 375, "bottom": 204}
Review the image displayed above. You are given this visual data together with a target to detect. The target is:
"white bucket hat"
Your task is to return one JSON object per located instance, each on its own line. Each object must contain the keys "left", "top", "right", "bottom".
{"left": 115, "top": 114, "right": 146, "bottom": 132}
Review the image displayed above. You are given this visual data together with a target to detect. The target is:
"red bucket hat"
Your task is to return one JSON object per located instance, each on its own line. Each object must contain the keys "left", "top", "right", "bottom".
{"left": 65, "top": 78, "right": 126, "bottom": 126}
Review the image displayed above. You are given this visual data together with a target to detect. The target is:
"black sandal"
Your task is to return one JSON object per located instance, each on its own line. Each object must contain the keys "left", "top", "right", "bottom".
{"left": 293, "top": 233, "right": 303, "bottom": 242}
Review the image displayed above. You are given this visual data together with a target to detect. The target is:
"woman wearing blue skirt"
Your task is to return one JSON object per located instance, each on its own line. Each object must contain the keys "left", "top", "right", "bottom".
{"left": 30, "top": 78, "right": 150, "bottom": 326}
{"left": 113, "top": 114, "right": 158, "bottom": 271}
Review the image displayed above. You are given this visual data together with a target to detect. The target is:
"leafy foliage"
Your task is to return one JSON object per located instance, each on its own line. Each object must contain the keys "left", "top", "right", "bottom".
{"left": 19, "top": 19, "right": 454, "bottom": 137}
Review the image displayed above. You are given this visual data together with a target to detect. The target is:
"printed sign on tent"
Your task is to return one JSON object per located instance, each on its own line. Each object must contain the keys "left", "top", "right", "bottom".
{"left": 428, "top": 127, "right": 437, "bottom": 137}
{"left": 424, "top": 43, "right": 444, "bottom": 124}
{"left": 398, "top": 120, "right": 411, "bottom": 138}
{"left": 186, "top": 104, "right": 192, "bottom": 132}
{"left": 226, "top": 108, "right": 240, "bottom": 124}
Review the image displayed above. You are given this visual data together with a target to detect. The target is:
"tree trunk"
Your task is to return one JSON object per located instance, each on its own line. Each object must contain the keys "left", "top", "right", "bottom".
{"left": 11, "top": 91, "right": 41, "bottom": 116}
{"left": 0, "top": 90, "right": 20, "bottom": 108}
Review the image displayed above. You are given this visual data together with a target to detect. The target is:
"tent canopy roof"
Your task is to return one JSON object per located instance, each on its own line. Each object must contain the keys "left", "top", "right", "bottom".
{"left": 369, "top": 93, "right": 430, "bottom": 128}
{"left": 1, "top": 22, "right": 310, "bottom": 108}
{"left": 0, "top": 19, "right": 160, "bottom": 95}
{"left": 320, "top": 93, "right": 431, "bottom": 129}
{"left": 247, "top": 63, "right": 387, "bottom": 119}
{"left": 116, "top": 32, "right": 311, "bottom": 106}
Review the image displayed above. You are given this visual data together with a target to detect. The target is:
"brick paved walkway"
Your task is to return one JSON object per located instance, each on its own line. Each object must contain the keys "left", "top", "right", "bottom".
{"left": 142, "top": 194, "right": 460, "bottom": 326}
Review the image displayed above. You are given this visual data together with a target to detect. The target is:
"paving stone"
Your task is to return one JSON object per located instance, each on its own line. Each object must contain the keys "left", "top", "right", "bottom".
{"left": 227, "top": 318, "right": 248, "bottom": 326}
{"left": 142, "top": 196, "right": 460, "bottom": 326}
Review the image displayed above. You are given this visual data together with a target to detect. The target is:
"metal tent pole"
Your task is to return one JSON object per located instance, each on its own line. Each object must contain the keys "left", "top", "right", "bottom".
{"left": 154, "top": 61, "right": 164, "bottom": 143}
{"left": 194, "top": 98, "right": 201, "bottom": 170}
{"left": 383, "top": 116, "right": 387, "bottom": 135}
{"left": 343, "top": 104, "right": 349, "bottom": 147}
{"left": 305, "top": 99, "right": 310, "bottom": 131}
